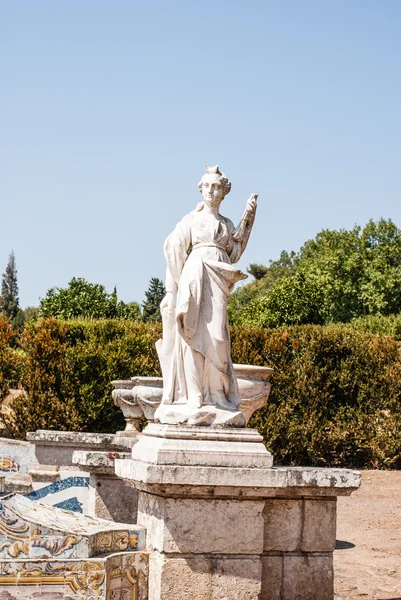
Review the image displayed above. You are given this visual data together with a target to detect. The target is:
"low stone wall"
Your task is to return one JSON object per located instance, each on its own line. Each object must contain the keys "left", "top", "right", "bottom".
{"left": 0, "top": 430, "right": 137, "bottom": 516}
{"left": 0, "top": 431, "right": 134, "bottom": 515}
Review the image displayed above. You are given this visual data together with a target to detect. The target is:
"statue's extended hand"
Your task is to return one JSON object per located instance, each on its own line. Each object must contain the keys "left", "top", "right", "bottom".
{"left": 246, "top": 193, "right": 258, "bottom": 212}
{"left": 160, "top": 293, "right": 176, "bottom": 315}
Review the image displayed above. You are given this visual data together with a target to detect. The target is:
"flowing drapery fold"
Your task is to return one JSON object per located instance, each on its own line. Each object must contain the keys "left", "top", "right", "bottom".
{"left": 157, "top": 203, "right": 250, "bottom": 409}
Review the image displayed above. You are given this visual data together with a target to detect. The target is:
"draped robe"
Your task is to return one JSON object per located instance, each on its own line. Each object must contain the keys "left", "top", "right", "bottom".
{"left": 157, "top": 202, "right": 255, "bottom": 410}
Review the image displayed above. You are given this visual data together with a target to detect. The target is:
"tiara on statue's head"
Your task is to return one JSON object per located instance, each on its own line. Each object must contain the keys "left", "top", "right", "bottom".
{"left": 205, "top": 164, "right": 222, "bottom": 175}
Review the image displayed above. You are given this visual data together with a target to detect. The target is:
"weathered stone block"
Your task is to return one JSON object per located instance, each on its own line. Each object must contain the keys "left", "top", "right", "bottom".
{"left": 88, "top": 474, "right": 138, "bottom": 523}
{"left": 151, "top": 554, "right": 212, "bottom": 600}
{"left": 302, "top": 499, "right": 336, "bottom": 552}
{"left": 138, "top": 493, "right": 264, "bottom": 554}
{"left": 282, "top": 554, "right": 333, "bottom": 600}
{"left": 27, "top": 430, "right": 125, "bottom": 468}
{"left": 149, "top": 554, "right": 262, "bottom": 600}
{"left": 116, "top": 458, "right": 361, "bottom": 499}
{"left": 263, "top": 499, "right": 302, "bottom": 551}
{"left": 212, "top": 557, "right": 262, "bottom": 599}
{"left": 261, "top": 556, "right": 283, "bottom": 600}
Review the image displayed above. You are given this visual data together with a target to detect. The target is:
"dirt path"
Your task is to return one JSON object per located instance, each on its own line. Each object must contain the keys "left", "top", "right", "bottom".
{"left": 335, "top": 470, "right": 401, "bottom": 599}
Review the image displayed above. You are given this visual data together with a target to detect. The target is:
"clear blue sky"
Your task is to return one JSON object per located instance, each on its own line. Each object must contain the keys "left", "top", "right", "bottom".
{"left": 1, "top": 1, "right": 400, "bottom": 308}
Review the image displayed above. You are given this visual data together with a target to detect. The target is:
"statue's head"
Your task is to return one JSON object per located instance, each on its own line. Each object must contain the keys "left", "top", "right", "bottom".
{"left": 198, "top": 165, "right": 231, "bottom": 206}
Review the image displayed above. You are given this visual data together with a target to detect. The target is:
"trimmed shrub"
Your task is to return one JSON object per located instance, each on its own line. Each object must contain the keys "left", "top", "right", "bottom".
{"left": 5, "top": 319, "right": 81, "bottom": 437}
{"left": 349, "top": 313, "right": 401, "bottom": 341}
{"left": 230, "top": 325, "right": 401, "bottom": 468}
{"left": 0, "top": 316, "right": 23, "bottom": 401}
{"left": 4, "top": 319, "right": 161, "bottom": 438}
{"left": 64, "top": 319, "right": 161, "bottom": 432}
{"left": 2, "top": 318, "right": 401, "bottom": 468}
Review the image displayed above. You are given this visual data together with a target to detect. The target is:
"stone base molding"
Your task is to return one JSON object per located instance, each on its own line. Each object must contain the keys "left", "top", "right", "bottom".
{"left": 116, "top": 423, "right": 360, "bottom": 599}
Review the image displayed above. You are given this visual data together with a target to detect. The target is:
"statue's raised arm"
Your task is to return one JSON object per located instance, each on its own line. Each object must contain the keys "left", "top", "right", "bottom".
{"left": 155, "top": 164, "right": 259, "bottom": 427}
{"left": 230, "top": 193, "right": 258, "bottom": 263}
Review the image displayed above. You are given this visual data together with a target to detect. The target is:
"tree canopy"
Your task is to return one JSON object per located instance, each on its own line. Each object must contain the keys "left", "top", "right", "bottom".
{"left": 229, "top": 219, "right": 401, "bottom": 327}
{"left": 40, "top": 277, "right": 141, "bottom": 320}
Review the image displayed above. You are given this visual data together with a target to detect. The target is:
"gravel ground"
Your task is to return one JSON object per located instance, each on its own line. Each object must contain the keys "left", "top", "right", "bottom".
{"left": 335, "top": 470, "right": 401, "bottom": 600}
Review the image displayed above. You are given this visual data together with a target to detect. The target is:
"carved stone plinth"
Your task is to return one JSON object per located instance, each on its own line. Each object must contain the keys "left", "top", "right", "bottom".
{"left": 115, "top": 423, "right": 360, "bottom": 600}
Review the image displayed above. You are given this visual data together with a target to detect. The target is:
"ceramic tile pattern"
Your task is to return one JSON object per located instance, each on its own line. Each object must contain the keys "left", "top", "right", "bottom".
{"left": 28, "top": 475, "right": 90, "bottom": 513}
{"left": 0, "top": 439, "right": 35, "bottom": 475}
{"left": 0, "top": 494, "right": 146, "bottom": 560}
{"left": 0, "top": 438, "right": 91, "bottom": 514}
{"left": 55, "top": 497, "right": 85, "bottom": 512}
{"left": 0, "top": 494, "right": 148, "bottom": 598}
{"left": 0, "top": 551, "right": 149, "bottom": 599}
{"left": 28, "top": 477, "right": 90, "bottom": 502}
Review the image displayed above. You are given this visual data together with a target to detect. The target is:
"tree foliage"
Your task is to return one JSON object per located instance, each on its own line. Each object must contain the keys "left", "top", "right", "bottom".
{"left": 39, "top": 277, "right": 141, "bottom": 320}
{"left": 247, "top": 263, "right": 268, "bottom": 280}
{"left": 23, "top": 306, "right": 40, "bottom": 321}
{"left": 142, "top": 277, "right": 166, "bottom": 323}
{"left": 230, "top": 271, "right": 325, "bottom": 328}
{"left": 0, "top": 251, "right": 19, "bottom": 321}
{"left": 230, "top": 219, "right": 401, "bottom": 327}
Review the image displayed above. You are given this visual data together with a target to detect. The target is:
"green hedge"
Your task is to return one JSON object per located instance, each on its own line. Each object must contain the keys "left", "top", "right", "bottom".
{"left": 230, "top": 325, "right": 401, "bottom": 468}
{"left": 349, "top": 313, "right": 401, "bottom": 341}
{"left": 2, "top": 319, "right": 161, "bottom": 438}
{"left": 1, "top": 318, "right": 401, "bottom": 468}
{"left": 0, "top": 316, "right": 23, "bottom": 401}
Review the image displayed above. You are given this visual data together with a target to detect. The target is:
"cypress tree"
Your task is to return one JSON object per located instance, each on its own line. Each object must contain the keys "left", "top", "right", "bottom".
{"left": 142, "top": 277, "right": 166, "bottom": 322}
{"left": 0, "top": 251, "right": 19, "bottom": 319}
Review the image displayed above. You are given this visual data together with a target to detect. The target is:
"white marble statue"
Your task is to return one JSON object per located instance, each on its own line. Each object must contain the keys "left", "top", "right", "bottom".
{"left": 155, "top": 165, "right": 258, "bottom": 426}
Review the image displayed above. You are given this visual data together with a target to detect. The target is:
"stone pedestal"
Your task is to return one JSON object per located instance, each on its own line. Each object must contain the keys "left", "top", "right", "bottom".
{"left": 73, "top": 449, "right": 139, "bottom": 523}
{"left": 116, "top": 423, "right": 360, "bottom": 600}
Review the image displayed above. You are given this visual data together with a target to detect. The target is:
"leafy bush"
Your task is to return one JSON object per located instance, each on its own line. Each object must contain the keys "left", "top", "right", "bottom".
{"left": 4, "top": 319, "right": 161, "bottom": 438}
{"left": 349, "top": 313, "right": 401, "bottom": 341}
{"left": 2, "top": 318, "right": 401, "bottom": 468}
{"left": 231, "top": 325, "right": 401, "bottom": 468}
{"left": 229, "top": 271, "right": 325, "bottom": 328}
{"left": 64, "top": 319, "right": 161, "bottom": 432}
{"left": 0, "top": 316, "right": 23, "bottom": 401}
{"left": 5, "top": 319, "right": 81, "bottom": 437}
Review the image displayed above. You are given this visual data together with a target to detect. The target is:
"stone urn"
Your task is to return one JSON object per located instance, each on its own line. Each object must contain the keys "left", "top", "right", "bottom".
{"left": 112, "top": 364, "right": 272, "bottom": 435}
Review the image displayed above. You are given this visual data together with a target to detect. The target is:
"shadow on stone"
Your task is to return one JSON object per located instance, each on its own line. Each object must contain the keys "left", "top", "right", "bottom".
{"left": 335, "top": 539, "right": 355, "bottom": 549}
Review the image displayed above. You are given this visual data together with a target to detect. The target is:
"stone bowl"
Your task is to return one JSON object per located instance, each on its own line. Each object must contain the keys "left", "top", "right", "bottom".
{"left": 234, "top": 364, "right": 273, "bottom": 425}
{"left": 112, "top": 363, "right": 273, "bottom": 430}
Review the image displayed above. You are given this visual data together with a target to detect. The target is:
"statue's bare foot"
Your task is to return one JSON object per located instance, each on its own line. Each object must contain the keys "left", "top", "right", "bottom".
{"left": 214, "top": 395, "right": 238, "bottom": 411}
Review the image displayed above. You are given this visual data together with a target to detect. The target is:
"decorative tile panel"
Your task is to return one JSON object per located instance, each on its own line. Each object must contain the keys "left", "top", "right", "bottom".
{"left": 0, "top": 494, "right": 145, "bottom": 559}
{"left": 0, "top": 551, "right": 148, "bottom": 599}
{"left": 0, "top": 494, "right": 148, "bottom": 598}
{"left": 0, "top": 439, "right": 35, "bottom": 475}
